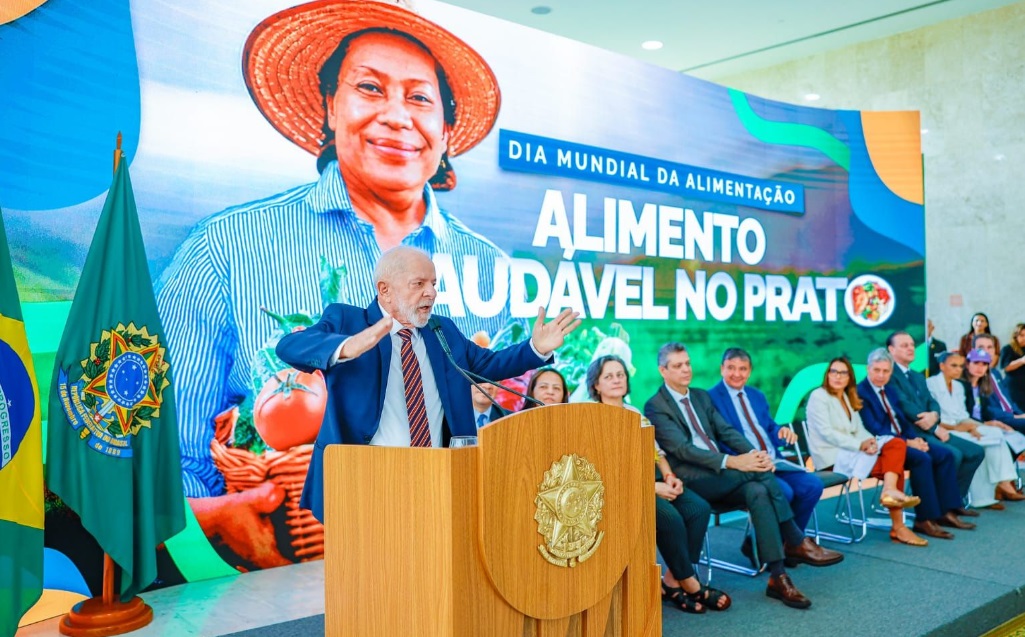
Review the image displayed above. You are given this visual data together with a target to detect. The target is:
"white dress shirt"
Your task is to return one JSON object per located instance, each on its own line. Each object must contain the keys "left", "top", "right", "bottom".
{"left": 372, "top": 317, "right": 445, "bottom": 447}
{"left": 331, "top": 305, "right": 444, "bottom": 447}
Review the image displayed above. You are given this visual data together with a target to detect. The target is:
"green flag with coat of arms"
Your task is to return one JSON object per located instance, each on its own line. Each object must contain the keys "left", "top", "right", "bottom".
{"left": 45, "top": 156, "right": 185, "bottom": 599}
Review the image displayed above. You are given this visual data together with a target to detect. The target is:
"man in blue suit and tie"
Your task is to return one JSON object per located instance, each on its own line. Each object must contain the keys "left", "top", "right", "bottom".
{"left": 470, "top": 383, "right": 505, "bottom": 429}
{"left": 857, "top": 348, "right": 974, "bottom": 538}
{"left": 708, "top": 348, "right": 825, "bottom": 541}
{"left": 276, "top": 246, "right": 580, "bottom": 521}
{"left": 886, "top": 330, "right": 984, "bottom": 518}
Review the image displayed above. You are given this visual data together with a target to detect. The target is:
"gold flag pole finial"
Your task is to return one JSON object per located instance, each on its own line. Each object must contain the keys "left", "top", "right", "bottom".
{"left": 113, "top": 132, "right": 123, "bottom": 174}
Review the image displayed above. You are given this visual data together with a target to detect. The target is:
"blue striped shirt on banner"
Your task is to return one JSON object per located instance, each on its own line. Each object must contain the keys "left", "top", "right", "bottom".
{"left": 155, "top": 162, "right": 510, "bottom": 497}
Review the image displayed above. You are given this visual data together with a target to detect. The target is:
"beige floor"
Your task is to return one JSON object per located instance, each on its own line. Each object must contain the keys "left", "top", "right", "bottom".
{"left": 17, "top": 560, "right": 325, "bottom": 637}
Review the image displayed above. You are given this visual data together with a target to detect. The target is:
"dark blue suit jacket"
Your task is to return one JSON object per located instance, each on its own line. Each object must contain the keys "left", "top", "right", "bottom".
{"left": 276, "top": 299, "right": 547, "bottom": 520}
{"left": 991, "top": 370, "right": 1023, "bottom": 415}
{"left": 857, "top": 378, "right": 919, "bottom": 439}
{"left": 885, "top": 366, "right": 941, "bottom": 435}
{"left": 707, "top": 381, "right": 783, "bottom": 454}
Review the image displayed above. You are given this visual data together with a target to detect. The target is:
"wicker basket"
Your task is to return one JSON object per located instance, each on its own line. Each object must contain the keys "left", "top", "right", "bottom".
{"left": 210, "top": 438, "right": 324, "bottom": 562}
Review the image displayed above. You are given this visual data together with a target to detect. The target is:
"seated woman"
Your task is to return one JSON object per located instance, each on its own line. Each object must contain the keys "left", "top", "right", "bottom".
{"left": 928, "top": 351, "right": 1021, "bottom": 508}
{"left": 1000, "top": 324, "right": 1025, "bottom": 411}
{"left": 963, "top": 347, "right": 1025, "bottom": 437}
{"left": 522, "top": 367, "right": 569, "bottom": 408}
{"left": 805, "top": 357, "right": 925, "bottom": 546}
{"left": 958, "top": 312, "right": 998, "bottom": 356}
{"left": 585, "top": 354, "right": 730, "bottom": 613}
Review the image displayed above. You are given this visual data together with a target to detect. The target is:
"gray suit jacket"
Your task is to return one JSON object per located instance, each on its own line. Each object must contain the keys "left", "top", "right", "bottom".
{"left": 644, "top": 385, "right": 755, "bottom": 480}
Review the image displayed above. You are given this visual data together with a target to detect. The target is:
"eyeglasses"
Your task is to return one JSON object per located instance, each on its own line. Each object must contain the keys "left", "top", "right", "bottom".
{"left": 827, "top": 369, "right": 850, "bottom": 376}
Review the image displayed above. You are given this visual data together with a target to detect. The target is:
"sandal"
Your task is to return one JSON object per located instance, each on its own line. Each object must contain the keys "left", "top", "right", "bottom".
{"left": 691, "top": 584, "right": 732, "bottom": 611}
{"left": 661, "top": 581, "right": 705, "bottom": 614}
{"left": 880, "top": 491, "right": 921, "bottom": 510}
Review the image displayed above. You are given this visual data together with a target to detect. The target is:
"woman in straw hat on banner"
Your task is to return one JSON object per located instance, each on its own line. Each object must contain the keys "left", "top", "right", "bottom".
{"left": 155, "top": 0, "right": 511, "bottom": 569}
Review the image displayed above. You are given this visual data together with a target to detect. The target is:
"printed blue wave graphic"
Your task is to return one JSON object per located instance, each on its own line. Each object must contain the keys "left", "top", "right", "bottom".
{"left": 0, "top": 0, "right": 139, "bottom": 210}
{"left": 838, "top": 112, "right": 924, "bottom": 257}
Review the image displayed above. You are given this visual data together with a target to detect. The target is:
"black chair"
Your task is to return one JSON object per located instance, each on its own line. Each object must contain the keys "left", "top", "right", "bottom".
{"left": 698, "top": 502, "right": 763, "bottom": 584}
{"left": 793, "top": 419, "right": 892, "bottom": 544}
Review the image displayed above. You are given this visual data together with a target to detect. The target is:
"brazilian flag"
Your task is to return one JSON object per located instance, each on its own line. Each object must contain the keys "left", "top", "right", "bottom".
{"left": 45, "top": 158, "right": 185, "bottom": 600}
{"left": 0, "top": 209, "right": 44, "bottom": 637}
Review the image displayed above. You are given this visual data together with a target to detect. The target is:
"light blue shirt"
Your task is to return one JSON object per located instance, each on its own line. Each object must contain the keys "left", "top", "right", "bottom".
{"left": 156, "top": 162, "right": 510, "bottom": 496}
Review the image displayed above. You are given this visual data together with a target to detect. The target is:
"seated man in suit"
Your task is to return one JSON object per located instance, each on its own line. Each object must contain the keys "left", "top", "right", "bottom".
{"left": 470, "top": 382, "right": 505, "bottom": 429}
{"left": 276, "top": 246, "right": 580, "bottom": 521}
{"left": 707, "top": 348, "right": 825, "bottom": 557}
{"left": 644, "top": 342, "right": 843, "bottom": 610}
{"left": 886, "top": 330, "right": 985, "bottom": 518}
{"left": 857, "top": 348, "right": 974, "bottom": 538}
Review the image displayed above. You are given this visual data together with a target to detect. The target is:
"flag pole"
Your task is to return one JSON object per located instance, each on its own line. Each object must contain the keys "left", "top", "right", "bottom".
{"left": 100, "top": 131, "right": 122, "bottom": 609}
{"left": 59, "top": 133, "right": 154, "bottom": 636}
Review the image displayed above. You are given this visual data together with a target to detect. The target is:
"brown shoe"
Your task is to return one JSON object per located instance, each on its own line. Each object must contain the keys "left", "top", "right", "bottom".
{"left": 954, "top": 507, "right": 980, "bottom": 518}
{"left": 985, "top": 502, "right": 1006, "bottom": 511}
{"left": 784, "top": 537, "right": 844, "bottom": 567}
{"left": 766, "top": 573, "right": 811, "bottom": 609}
{"left": 911, "top": 520, "right": 953, "bottom": 539}
{"left": 937, "top": 511, "right": 976, "bottom": 530}
{"left": 996, "top": 487, "right": 1025, "bottom": 501}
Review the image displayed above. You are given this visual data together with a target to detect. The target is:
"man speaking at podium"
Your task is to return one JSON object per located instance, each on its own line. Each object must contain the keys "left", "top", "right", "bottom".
{"left": 276, "top": 246, "right": 580, "bottom": 521}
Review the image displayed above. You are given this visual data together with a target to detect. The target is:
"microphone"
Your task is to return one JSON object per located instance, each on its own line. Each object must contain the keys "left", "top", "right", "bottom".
{"left": 428, "top": 317, "right": 545, "bottom": 410}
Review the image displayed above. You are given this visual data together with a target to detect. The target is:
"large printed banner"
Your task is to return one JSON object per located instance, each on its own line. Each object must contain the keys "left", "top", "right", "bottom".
{"left": 1, "top": 0, "right": 923, "bottom": 596}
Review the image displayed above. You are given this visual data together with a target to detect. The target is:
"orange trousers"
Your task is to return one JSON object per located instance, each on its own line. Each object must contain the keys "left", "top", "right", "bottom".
{"left": 869, "top": 437, "right": 907, "bottom": 490}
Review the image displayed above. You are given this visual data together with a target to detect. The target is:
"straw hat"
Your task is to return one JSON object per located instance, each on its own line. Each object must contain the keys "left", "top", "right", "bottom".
{"left": 243, "top": 0, "right": 501, "bottom": 159}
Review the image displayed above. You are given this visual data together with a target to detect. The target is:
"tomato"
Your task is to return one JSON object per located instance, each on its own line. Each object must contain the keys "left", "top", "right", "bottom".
{"left": 493, "top": 370, "right": 532, "bottom": 412}
{"left": 253, "top": 369, "right": 328, "bottom": 450}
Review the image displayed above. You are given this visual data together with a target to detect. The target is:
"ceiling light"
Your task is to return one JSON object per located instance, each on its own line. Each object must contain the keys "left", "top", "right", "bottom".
{"left": 995, "top": 153, "right": 1006, "bottom": 161}
{"left": 530, "top": 5, "right": 551, "bottom": 15}
{"left": 641, "top": 40, "right": 663, "bottom": 50}
{"left": 921, "top": 128, "right": 929, "bottom": 134}
{"left": 803, "top": 93, "right": 820, "bottom": 102}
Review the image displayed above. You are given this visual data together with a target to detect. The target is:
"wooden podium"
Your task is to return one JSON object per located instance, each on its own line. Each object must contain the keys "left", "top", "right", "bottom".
{"left": 323, "top": 403, "right": 661, "bottom": 637}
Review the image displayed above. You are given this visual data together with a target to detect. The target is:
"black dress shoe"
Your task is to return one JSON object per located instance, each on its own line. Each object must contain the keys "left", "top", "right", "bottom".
{"left": 766, "top": 574, "right": 811, "bottom": 609}
{"left": 937, "top": 511, "right": 976, "bottom": 530}
{"left": 954, "top": 506, "right": 980, "bottom": 518}
{"left": 912, "top": 519, "right": 954, "bottom": 539}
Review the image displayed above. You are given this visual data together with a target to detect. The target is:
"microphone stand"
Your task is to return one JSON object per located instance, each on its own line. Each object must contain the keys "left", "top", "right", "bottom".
{"left": 428, "top": 318, "right": 546, "bottom": 413}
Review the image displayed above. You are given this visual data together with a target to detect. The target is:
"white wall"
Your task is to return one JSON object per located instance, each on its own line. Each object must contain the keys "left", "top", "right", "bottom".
{"left": 712, "top": 1, "right": 1025, "bottom": 348}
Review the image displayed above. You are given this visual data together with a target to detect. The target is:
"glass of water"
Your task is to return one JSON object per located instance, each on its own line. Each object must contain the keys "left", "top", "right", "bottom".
{"left": 449, "top": 436, "right": 478, "bottom": 448}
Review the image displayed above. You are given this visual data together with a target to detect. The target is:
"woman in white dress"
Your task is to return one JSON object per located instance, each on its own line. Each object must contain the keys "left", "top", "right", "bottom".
{"left": 926, "top": 351, "right": 1020, "bottom": 509}
{"left": 805, "top": 357, "right": 925, "bottom": 546}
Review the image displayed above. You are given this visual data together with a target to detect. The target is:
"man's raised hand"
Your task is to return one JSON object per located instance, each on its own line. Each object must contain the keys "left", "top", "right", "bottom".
{"left": 531, "top": 307, "right": 582, "bottom": 356}
{"left": 338, "top": 316, "right": 392, "bottom": 361}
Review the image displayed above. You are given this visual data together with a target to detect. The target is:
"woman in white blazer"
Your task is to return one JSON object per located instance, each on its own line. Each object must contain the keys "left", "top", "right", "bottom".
{"left": 806, "top": 357, "right": 926, "bottom": 546}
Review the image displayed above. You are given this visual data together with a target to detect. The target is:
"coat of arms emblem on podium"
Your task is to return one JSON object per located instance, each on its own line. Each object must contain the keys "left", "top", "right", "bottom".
{"left": 534, "top": 453, "right": 605, "bottom": 567}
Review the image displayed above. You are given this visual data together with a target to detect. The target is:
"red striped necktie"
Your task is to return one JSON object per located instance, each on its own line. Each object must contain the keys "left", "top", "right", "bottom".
{"left": 993, "top": 374, "right": 1015, "bottom": 413}
{"left": 737, "top": 391, "right": 768, "bottom": 451}
{"left": 398, "top": 328, "right": 432, "bottom": 447}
